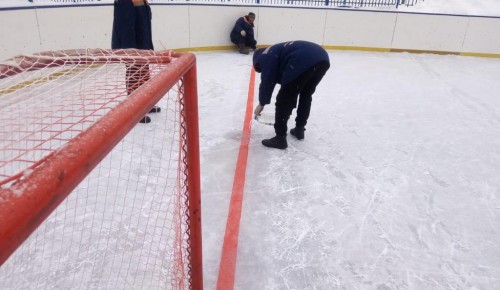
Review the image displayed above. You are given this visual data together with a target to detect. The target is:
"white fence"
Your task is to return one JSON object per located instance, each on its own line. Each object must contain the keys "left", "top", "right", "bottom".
{"left": 8, "top": 0, "right": 421, "bottom": 8}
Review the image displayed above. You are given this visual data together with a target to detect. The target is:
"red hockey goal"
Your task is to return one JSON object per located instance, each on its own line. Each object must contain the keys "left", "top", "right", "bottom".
{"left": 0, "top": 49, "right": 202, "bottom": 289}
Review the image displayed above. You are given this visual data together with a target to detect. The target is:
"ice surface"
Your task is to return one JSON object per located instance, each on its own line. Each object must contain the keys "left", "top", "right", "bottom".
{"left": 0, "top": 49, "right": 499, "bottom": 289}
{"left": 197, "top": 50, "right": 500, "bottom": 289}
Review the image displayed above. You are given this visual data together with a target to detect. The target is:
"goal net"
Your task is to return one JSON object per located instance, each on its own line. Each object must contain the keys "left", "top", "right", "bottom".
{"left": 0, "top": 49, "right": 202, "bottom": 289}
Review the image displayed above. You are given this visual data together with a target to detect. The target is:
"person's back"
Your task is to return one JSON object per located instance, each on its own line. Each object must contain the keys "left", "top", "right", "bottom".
{"left": 253, "top": 41, "right": 330, "bottom": 105}
{"left": 112, "top": 0, "right": 153, "bottom": 50}
{"left": 278, "top": 41, "right": 329, "bottom": 83}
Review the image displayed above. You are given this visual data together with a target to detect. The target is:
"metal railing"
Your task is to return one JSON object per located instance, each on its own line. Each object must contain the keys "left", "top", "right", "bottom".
{"left": 24, "top": 0, "right": 422, "bottom": 8}
{"left": 254, "top": 0, "right": 422, "bottom": 8}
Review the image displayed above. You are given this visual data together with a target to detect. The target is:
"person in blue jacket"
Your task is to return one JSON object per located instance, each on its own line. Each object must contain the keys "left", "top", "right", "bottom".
{"left": 253, "top": 41, "right": 330, "bottom": 149}
{"left": 112, "top": 0, "right": 159, "bottom": 123}
{"left": 230, "top": 12, "right": 257, "bottom": 55}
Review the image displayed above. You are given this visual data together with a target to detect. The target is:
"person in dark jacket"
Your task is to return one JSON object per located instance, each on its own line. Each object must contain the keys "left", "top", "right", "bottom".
{"left": 230, "top": 12, "right": 257, "bottom": 55}
{"left": 112, "top": 0, "right": 159, "bottom": 123}
{"left": 253, "top": 41, "right": 330, "bottom": 149}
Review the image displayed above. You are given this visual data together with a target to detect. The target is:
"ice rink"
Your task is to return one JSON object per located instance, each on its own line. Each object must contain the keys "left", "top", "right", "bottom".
{"left": 0, "top": 48, "right": 499, "bottom": 290}
{"left": 197, "top": 50, "right": 500, "bottom": 289}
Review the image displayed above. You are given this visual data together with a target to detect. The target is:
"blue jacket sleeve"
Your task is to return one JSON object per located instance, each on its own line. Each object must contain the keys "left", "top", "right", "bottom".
{"left": 258, "top": 80, "right": 276, "bottom": 106}
{"left": 231, "top": 18, "right": 245, "bottom": 37}
{"left": 235, "top": 18, "right": 245, "bottom": 33}
{"left": 258, "top": 57, "right": 279, "bottom": 105}
{"left": 231, "top": 17, "right": 255, "bottom": 41}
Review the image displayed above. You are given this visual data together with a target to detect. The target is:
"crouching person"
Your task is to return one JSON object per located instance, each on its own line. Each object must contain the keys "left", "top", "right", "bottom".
{"left": 230, "top": 12, "right": 257, "bottom": 55}
{"left": 253, "top": 41, "right": 330, "bottom": 149}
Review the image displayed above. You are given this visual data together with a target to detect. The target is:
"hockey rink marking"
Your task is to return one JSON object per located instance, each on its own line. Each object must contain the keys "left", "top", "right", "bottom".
{"left": 216, "top": 67, "right": 255, "bottom": 290}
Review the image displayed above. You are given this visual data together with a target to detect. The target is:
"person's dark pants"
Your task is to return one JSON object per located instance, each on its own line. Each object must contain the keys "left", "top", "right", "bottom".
{"left": 274, "top": 61, "right": 330, "bottom": 136}
{"left": 231, "top": 35, "right": 257, "bottom": 50}
{"left": 126, "top": 64, "right": 150, "bottom": 94}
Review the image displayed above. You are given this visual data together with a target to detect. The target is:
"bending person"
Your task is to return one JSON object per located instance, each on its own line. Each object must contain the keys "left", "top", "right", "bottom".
{"left": 253, "top": 41, "right": 330, "bottom": 149}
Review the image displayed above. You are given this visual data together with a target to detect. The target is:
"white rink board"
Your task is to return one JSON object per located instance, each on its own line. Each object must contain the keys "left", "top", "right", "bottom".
{"left": 0, "top": 5, "right": 500, "bottom": 62}
{"left": 392, "top": 13, "right": 469, "bottom": 51}
{"left": 36, "top": 6, "right": 112, "bottom": 53}
{"left": 188, "top": 5, "right": 255, "bottom": 48}
{"left": 0, "top": 9, "right": 41, "bottom": 59}
{"left": 462, "top": 17, "right": 500, "bottom": 54}
{"left": 257, "top": 7, "right": 327, "bottom": 45}
{"left": 153, "top": 5, "right": 190, "bottom": 50}
{"left": 323, "top": 10, "right": 397, "bottom": 48}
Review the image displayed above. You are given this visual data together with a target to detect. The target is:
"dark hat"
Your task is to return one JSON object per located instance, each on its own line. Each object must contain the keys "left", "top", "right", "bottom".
{"left": 248, "top": 12, "right": 256, "bottom": 19}
{"left": 253, "top": 48, "right": 266, "bottom": 72}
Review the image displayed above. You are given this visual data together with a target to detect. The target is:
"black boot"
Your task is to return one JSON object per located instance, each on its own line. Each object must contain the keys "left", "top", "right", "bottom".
{"left": 290, "top": 127, "right": 305, "bottom": 140}
{"left": 238, "top": 42, "right": 249, "bottom": 55}
{"left": 262, "top": 135, "right": 287, "bottom": 149}
{"left": 139, "top": 115, "right": 151, "bottom": 123}
{"left": 149, "top": 106, "right": 161, "bottom": 113}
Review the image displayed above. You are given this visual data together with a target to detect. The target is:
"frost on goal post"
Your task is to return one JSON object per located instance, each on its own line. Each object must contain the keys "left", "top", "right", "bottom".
{"left": 0, "top": 49, "right": 203, "bottom": 290}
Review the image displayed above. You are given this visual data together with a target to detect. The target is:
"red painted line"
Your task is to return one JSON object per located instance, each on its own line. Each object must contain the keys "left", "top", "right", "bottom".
{"left": 216, "top": 67, "right": 255, "bottom": 290}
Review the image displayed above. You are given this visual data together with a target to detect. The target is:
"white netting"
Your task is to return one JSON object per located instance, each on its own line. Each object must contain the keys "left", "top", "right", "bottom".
{"left": 0, "top": 49, "right": 196, "bottom": 289}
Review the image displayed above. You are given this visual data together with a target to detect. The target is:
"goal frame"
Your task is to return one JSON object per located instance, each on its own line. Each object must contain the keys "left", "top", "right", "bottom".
{"left": 0, "top": 49, "right": 203, "bottom": 290}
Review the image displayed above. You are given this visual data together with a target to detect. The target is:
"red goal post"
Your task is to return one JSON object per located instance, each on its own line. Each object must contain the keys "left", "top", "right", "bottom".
{"left": 0, "top": 49, "right": 202, "bottom": 289}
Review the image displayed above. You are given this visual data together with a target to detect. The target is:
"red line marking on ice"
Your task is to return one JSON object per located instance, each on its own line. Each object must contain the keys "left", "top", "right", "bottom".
{"left": 216, "top": 67, "right": 256, "bottom": 290}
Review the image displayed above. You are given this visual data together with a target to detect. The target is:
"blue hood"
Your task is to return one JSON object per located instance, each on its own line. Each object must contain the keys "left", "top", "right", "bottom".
{"left": 253, "top": 47, "right": 266, "bottom": 71}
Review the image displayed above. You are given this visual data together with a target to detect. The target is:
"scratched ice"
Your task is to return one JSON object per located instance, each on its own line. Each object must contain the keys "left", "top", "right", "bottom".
{"left": 199, "top": 50, "right": 500, "bottom": 290}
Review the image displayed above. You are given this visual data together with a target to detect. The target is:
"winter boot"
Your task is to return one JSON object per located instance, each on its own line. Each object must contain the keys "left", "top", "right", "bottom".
{"left": 262, "top": 135, "right": 287, "bottom": 149}
{"left": 149, "top": 105, "right": 161, "bottom": 113}
{"left": 139, "top": 115, "right": 151, "bottom": 123}
{"left": 290, "top": 127, "right": 305, "bottom": 140}
{"left": 238, "top": 42, "right": 249, "bottom": 55}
